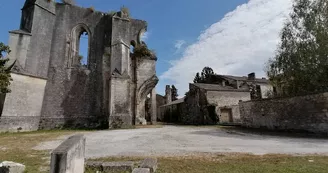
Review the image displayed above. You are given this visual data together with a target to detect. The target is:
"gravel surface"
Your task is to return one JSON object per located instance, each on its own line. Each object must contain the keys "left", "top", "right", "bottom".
{"left": 34, "top": 126, "right": 328, "bottom": 158}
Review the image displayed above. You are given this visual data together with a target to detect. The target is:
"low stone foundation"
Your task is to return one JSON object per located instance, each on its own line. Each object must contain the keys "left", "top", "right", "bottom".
{"left": 0, "top": 116, "right": 40, "bottom": 132}
{"left": 39, "top": 117, "right": 108, "bottom": 130}
{"left": 85, "top": 158, "right": 158, "bottom": 173}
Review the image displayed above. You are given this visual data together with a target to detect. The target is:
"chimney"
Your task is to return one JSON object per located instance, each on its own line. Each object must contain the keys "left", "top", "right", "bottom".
{"left": 165, "top": 85, "right": 172, "bottom": 104}
{"left": 248, "top": 72, "right": 255, "bottom": 80}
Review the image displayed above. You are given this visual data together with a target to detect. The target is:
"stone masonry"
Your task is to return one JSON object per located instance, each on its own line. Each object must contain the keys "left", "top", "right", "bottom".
{"left": 1, "top": 0, "right": 158, "bottom": 131}
{"left": 239, "top": 92, "right": 328, "bottom": 134}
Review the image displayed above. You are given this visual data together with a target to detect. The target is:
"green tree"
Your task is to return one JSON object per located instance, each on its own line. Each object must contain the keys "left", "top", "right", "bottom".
{"left": 201, "top": 66, "right": 214, "bottom": 82}
{"left": 193, "top": 67, "right": 215, "bottom": 83}
{"left": 171, "top": 85, "right": 178, "bottom": 101}
{"left": 0, "top": 42, "right": 14, "bottom": 93}
{"left": 193, "top": 72, "right": 201, "bottom": 83}
{"left": 267, "top": 0, "right": 328, "bottom": 97}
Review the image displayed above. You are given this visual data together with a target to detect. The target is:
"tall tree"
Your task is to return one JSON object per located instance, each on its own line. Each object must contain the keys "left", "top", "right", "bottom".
{"left": 193, "top": 72, "right": 201, "bottom": 83}
{"left": 201, "top": 66, "right": 214, "bottom": 82}
{"left": 0, "top": 43, "right": 14, "bottom": 93}
{"left": 193, "top": 67, "right": 215, "bottom": 83}
{"left": 171, "top": 85, "right": 178, "bottom": 101}
{"left": 267, "top": 0, "right": 328, "bottom": 97}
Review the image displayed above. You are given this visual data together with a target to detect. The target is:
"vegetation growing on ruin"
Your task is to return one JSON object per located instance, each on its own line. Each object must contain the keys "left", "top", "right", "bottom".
{"left": 108, "top": 10, "right": 117, "bottom": 17}
{"left": 120, "top": 6, "right": 130, "bottom": 18}
{"left": 133, "top": 44, "right": 155, "bottom": 58}
{"left": 267, "top": 0, "right": 328, "bottom": 97}
{"left": 87, "top": 6, "right": 95, "bottom": 13}
{"left": 0, "top": 42, "right": 14, "bottom": 94}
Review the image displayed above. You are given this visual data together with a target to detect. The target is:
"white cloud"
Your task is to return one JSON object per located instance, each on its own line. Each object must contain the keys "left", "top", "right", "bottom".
{"left": 174, "top": 40, "right": 186, "bottom": 50}
{"left": 141, "top": 31, "right": 149, "bottom": 42}
{"left": 160, "top": 0, "right": 293, "bottom": 94}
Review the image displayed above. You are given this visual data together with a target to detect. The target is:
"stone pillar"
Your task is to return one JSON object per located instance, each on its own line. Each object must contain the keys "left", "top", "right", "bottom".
{"left": 108, "top": 17, "right": 132, "bottom": 128}
{"left": 151, "top": 88, "right": 157, "bottom": 124}
{"left": 165, "top": 85, "right": 172, "bottom": 104}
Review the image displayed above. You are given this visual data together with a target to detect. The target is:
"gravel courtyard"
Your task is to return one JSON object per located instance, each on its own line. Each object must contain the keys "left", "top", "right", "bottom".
{"left": 34, "top": 126, "right": 328, "bottom": 158}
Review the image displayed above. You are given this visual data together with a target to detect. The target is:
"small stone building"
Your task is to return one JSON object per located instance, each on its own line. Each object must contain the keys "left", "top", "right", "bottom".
{"left": 158, "top": 73, "right": 273, "bottom": 125}
{"left": 183, "top": 83, "right": 251, "bottom": 124}
{"left": 211, "top": 72, "right": 273, "bottom": 99}
{"left": 0, "top": 0, "right": 158, "bottom": 132}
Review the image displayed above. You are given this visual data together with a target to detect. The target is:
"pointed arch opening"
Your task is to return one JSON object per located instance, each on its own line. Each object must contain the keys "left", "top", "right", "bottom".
{"left": 69, "top": 24, "right": 91, "bottom": 68}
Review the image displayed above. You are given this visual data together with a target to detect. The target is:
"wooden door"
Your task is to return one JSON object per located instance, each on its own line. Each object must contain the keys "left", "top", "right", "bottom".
{"left": 220, "top": 108, "right": 233, "bottom": 123}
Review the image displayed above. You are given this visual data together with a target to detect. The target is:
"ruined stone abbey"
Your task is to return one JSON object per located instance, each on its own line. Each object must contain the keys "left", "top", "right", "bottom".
{"left": 0, "top": 0, "right": 158, "bottom": 131}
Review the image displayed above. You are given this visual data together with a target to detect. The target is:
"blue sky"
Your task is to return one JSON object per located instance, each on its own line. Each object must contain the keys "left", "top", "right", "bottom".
{"left": 0, "top": 0, "right": 293, "bottom": 96}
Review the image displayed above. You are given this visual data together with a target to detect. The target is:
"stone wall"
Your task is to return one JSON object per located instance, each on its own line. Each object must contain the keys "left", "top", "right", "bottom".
{"left": 239, "top": 92, "right": 328, "bottom": 133}
{"left": 206, "top": 90, "right": 250, "bottom": 124}
{"left": 207, "top": 91, "right": 250, "bottom": 107}
{"left": 0, "top": 73, "right": 47, "bottom": 132}
{"left": 158, "top": 101, "right": 185, "bottom": 123}
{"left": 135, "top": 58, "right": 157, "bottom": 125}
{"left": 156, "top": 95, "right": 166, "bottom": 121}
{"left": 39, "top": 4, "right": 106, "bottom": 130}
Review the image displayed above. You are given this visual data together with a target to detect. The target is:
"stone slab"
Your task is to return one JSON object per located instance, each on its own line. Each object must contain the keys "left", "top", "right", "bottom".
{"left": 50, "top": 134, "right": 85, "bottom": 173}
{"left": 0, "top": 161, "right": 25, "bottom": 173}
{"left": 132, "top": 168, "right": 151, "bottom": 173}
{"left": 102, "top": 161, "right": 134, "bottom": 173}
{"left": 140, "top": 158, "right": 157, "bottom": 173}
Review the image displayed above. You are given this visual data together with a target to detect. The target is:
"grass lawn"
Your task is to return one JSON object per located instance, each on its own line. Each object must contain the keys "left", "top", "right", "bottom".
{"left": 0, "top": 128, "right": 328, "bottom": 173}
{"left": 91, "top": 154, "right": 328, "bottom": 173}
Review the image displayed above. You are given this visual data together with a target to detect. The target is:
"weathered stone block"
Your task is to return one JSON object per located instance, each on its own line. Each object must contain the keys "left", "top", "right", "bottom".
{"left": 0, "top": 161, "right": 25, "bottom": 173}
{"left": 132, "top": 168, "right": 151, "bottom": 173}
{"left": 102, "top": 161, "right": 134, "bottom": 173}
{"left": 50, "top": 134, "right": 86, "bottom": 173}
{"left": 85, "top": 161, "right": 103, "bottom": 171}
{"left": 140, "top": 158, "right": 157, "bottom": 173}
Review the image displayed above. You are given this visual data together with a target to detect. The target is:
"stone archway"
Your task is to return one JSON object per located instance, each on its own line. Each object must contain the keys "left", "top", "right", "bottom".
{"left": 68, "top": 23, "right": 92, "bottom": 68}
{"left": 136, "top": 75, "right": 158, "bottom": 125}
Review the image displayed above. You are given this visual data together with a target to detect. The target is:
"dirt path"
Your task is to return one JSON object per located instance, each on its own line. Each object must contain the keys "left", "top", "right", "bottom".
{"left": 34, "top": 126, "right": 328, "bottom": 158}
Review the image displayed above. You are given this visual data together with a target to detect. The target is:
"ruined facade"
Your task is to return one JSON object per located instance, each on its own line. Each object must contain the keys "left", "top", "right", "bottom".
{"left": 183, "top": 83, "right": 251, "bottom": 125}
{"left": 0, "top": 0, "right": 158, "bottom": 132}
